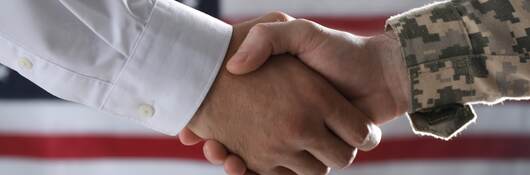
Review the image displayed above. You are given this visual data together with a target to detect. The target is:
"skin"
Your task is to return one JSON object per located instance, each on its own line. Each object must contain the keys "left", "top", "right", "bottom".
{"left": 227, "top": 19, "right": 411, "bottom": 121}
{"left": 190, "top": 16, "right": 412, "bottom": 174}
{"left": 180, "top": 13, "right": 382, "bottom": 175}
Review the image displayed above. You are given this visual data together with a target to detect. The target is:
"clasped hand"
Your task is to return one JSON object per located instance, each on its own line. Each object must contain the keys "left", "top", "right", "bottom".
{"left": 179, "top": 12, "right": 411, "bottom": 175}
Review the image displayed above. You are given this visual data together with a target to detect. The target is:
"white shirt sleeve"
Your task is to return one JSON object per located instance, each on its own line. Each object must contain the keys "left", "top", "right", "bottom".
{"left": 0, "top": 0, "right": 232, "bottom": 135}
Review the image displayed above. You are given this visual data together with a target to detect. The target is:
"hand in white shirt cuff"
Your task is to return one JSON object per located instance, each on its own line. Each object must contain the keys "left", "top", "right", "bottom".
{"left": 101, "top": 0, "right": 232, "bottom": 135}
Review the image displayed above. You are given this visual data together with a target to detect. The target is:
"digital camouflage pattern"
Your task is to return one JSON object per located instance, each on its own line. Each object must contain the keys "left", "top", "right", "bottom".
{"left": 387, "top": 0, "right": 530, "bottom": 139}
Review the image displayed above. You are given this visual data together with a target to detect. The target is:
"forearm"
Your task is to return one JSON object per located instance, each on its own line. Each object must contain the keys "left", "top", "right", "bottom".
{"left": 385, "top": 0, "right": 530, "bottom": 139}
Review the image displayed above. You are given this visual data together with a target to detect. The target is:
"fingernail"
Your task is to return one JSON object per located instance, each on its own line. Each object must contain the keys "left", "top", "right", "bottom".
{"left": 345, "top": 148, "right": 358, "bottom": 169}
{"left": 358, "top": 123, "right": 382, "bottom": 151}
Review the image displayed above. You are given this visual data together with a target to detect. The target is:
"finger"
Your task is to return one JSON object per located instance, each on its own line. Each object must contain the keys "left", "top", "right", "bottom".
{"left": 283, "top": 151, "right": 330, "bottom": 175}
{"left": 243, "top": 170, "right": 258, "bottom": 175}
{"left": 227, "top": 19, "right": 324, "bottom": 75}
{"left": 235, "top": 11, "right": 295, "bottom": 36}
{"left": 178, "top": 127, "right": 203, "bottom": 146}
{"left": 325, "top": 103, "right": 382, "bottom": 151}
{"left": 268, "top": 167, "right": 297, "bottom": 175}
{"left": 303, "top": 128, "right": 356, "bottom": 169}
{"left": 225, "top": 155, "right": 248, "bottom": 175}
{"left": 203, "top": 140, "right": 228, "bottom": 165}
{"left": 254, "top": 11, "right": 295, "bottom": 23}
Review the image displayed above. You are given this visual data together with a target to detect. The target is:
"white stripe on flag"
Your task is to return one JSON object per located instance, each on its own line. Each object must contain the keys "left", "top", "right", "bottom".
{"left": 381, "top": 103, "right": 530, "bottom": 138}
{"left": 0, "top": 158, "right": 528, "bottom": 175}
{"left": 333, "top": 160, "right": 530, "bottom": 175}
{"left": 0, "top": 158, "right": 223, "bottom": 175}
{"left": 1, "top": 100, "right": 529, "bottom": 137}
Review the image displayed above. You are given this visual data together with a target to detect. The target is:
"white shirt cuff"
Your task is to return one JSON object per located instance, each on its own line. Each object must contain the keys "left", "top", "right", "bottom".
{"left": 101, "top": 0, "right": 232, "bottom": 135}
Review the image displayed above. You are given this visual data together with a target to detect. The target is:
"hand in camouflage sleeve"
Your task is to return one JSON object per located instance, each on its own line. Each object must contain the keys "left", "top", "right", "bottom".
{"left": 387, "top": 0, "right": 530, "bottom": 138}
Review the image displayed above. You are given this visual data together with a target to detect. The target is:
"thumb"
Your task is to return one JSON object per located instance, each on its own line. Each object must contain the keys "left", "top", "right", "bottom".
{"left": 227, "top": 19, "right": 322, "bottom": 75}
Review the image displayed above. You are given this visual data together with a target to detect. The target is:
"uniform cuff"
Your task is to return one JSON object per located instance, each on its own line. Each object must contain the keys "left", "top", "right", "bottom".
{"left": 101, "top": 0, "right": 232, "bottom": 135}
{"left": 385, "top": 1, "right": 477, "bottom": 139}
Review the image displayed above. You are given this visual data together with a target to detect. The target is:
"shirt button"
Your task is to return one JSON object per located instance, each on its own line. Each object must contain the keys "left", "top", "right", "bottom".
{"left": 138, "top": 104, "right": 155, "bottom": 118}
{"left": 18, "top": 57, "right": 33, "bottom": 70}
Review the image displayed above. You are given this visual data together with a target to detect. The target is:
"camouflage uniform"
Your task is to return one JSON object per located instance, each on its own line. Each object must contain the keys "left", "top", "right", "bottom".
{"left": 387, "top": 0, "right": 530, "bottom": 139}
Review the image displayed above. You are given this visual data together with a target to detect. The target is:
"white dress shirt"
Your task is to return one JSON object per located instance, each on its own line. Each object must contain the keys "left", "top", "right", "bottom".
{"left": 0, "top": 0, "right": 232, "bottom": 135}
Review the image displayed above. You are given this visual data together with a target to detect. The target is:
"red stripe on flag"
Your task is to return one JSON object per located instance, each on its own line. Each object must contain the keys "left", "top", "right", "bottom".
{"left": 0, "top": 134, "right": 204, "bottom": 160}
{"left": 357, "top": 135, "right": 530, "bottom": 163}
{"left": 1, "top": 134, "right": 530, "bottom": 163}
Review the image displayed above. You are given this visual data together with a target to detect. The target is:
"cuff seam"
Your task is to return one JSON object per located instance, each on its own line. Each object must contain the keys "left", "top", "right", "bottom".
{"left": 99, "top": 0, "right": 159, "bottom": 110}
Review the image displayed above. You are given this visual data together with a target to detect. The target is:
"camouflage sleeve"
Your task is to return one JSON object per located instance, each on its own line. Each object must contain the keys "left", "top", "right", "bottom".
{"left": 386, "top": 0, "right": 530, "bottom": 139}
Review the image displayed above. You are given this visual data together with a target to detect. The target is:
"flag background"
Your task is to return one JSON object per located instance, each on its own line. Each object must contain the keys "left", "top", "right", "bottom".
{"left": 1, "top": 0, "right": 529, "bottom": 174}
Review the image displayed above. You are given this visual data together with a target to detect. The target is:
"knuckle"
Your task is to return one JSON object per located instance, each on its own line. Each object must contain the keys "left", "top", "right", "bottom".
{"left": 319, "top": 145, "right": 354, "bottom": 169}
{"left": 290, "top": 19, "right": 325, "bottom": 49}
{"left": 299, "top": 134, "right": 322, "bottom": 149}
{"left": 249, "top": 23, "right": 273, "bottom": 37}
{"left": 247, "top": 158, "right": 273, "bottom": 174}
{"left": 287, "top": 122, "right": 325, "bottom": 147}
{"left": 291, "top": 19, "right": 311, "bottom": 29}
{"left": 285, "top": 121, "right": 309, "bottom": 140}
{"left": 280, "top": 112, "right": 306, "bottom": 133}
{"left": 283, "top": 115, "right": 320, "bottom": 143}
{"left": 312, "top": 164, "right": 330, "bottom": 175}
{"left": 267, "top": 11, "right": 291, "bottom": 22}
{"left": 269, "top": 167, "right": 293, "bottom": 175}
{"left": 300, "top": 135, "right": 330, "bottom": 154}
{"left": 293, "top": 19, "right": 321, "bottom": 32}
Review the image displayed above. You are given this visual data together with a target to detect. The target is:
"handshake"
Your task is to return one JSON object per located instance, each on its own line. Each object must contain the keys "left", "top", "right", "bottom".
{"left": 180, "top": 12, "right": 412, "bottom": 175}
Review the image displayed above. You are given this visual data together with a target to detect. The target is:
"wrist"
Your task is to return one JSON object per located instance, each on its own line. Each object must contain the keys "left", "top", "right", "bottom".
{"left": 367, "top": 31, "right": 411, "bottom": 115}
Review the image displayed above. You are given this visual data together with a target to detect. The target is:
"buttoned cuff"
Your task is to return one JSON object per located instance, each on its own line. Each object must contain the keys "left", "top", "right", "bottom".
{"left": 101, "top": 0, "right": 232, "bottom": 135}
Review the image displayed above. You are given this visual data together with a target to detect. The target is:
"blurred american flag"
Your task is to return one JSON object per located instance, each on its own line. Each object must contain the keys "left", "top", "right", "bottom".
{"left": 0, "top": 0, "right": 529, "bottom": 174}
